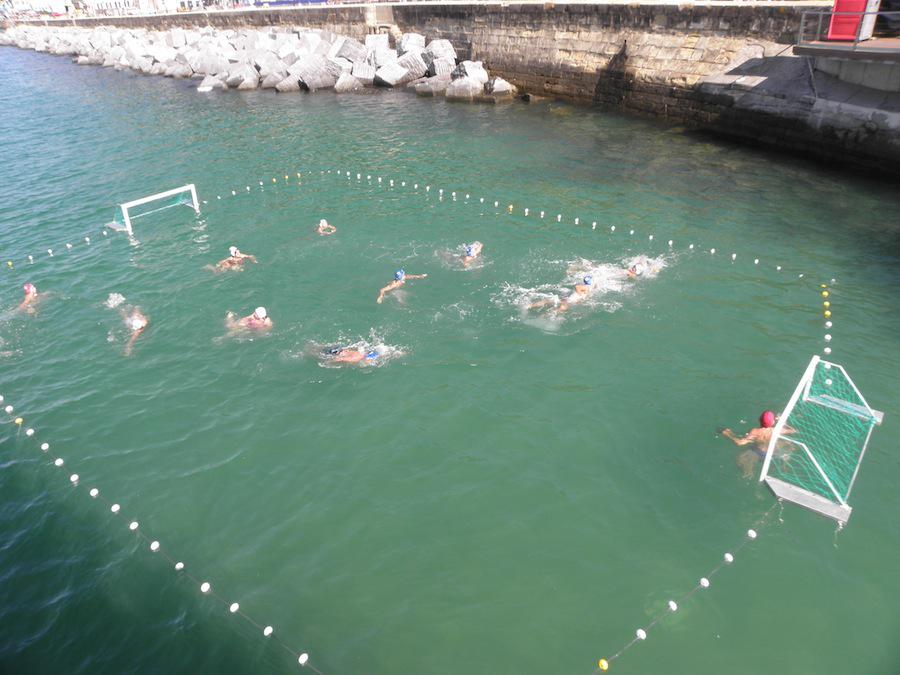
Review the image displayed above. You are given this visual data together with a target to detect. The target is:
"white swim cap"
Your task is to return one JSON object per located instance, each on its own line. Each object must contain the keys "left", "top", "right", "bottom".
{"left": 254, "top": 307, "right": 267, "bottom": 319}
{"left": 319, "top": 219, "right": 328, "bottom": 226}
{"left": 229, "top": 246, "right": 238, "bottom": 257}
{"left": 130, "top": 316, "right": 145, "bottom": 330}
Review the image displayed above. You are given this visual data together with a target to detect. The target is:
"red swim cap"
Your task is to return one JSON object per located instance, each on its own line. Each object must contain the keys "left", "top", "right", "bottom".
{"left": 760, "top": 410, "right": 776, "bottom": 428}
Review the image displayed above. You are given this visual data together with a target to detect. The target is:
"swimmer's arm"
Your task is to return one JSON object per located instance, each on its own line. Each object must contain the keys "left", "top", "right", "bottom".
{"left": 781, "top": 424, "right": 796, "bottom": 435}
{"left": 244, "top": 254, "right": 258, "bottom": 263}
{"left": 406, "top": 273, "right": 428, "bottom": 279}
{"left": 722, "top": 429, "right": 754, "bottom": 446}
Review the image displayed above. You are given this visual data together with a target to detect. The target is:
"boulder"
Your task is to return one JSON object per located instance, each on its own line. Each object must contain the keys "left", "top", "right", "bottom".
{"left": 237, "top": 73, "right": 259, "bottom": 90}
{"left": 398, "top": 32, "right": 425, "bottom": 56}
{"left": 334, "top": 72, "right": 363, "bottom": 93}
{"left": 149, "top": 61, "right": 167, "bottom": 76}
{"left": 351, "top": 62, "right": 376, "bottom": 86}
{"left": 445, "top": 75, "right": 484, "bottom": 100}
{"left": 197, "top": 74, "right": 227, "bottom": 92}
{"left": 374, "top": 62, "right": 408, "bottom": 87}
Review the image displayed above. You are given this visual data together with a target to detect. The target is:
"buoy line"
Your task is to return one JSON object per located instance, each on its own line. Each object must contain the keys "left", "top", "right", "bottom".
{"left": 0, "top": 403, "right": 323, "bottom": 673}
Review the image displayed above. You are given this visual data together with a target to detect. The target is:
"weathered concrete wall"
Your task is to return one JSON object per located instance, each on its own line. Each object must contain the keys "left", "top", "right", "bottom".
{"left": 29, "top": 6, "right": 371, "bottom": 40}
{"left": 12, "top": 2, "right": 899, "bottom": 172}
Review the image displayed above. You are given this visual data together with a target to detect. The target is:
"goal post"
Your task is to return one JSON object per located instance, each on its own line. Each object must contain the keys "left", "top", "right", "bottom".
{"left": 108, "top": 184, "right": 200, "bottom": 236}
{"left": 760, "top": 355, "right": 883, "bottom": 524}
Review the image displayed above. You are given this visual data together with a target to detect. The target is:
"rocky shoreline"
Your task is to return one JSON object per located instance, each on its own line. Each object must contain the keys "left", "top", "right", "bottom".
{"left": 0, "top": 25, "right": 517, "bottom": 101}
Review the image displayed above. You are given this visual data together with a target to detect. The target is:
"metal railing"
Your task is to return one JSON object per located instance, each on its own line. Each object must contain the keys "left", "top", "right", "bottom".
{"left": 798, "top": 10, "right": 900, "bottom": 48}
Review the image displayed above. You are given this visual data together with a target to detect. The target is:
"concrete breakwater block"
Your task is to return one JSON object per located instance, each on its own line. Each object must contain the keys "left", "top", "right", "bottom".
{"left": 374, "top": 62, "right": 409, "bottom": 88}
{"left": 452, "top": 60, "right": 489, "bottom": 85}
{"left": 398, "top": 33, "right": 426, "bottom": 56}
{"left": 345, "top": 63, "right": 372, "bottom": 88}
{"left": 414, "top": 74, "right": 452, "bottom": 97}
{"left": 397, "top": 51, "right": 427, "bottom": 82}
{"left": 0, "top": 25, "right": 505, "bottom": 103}
{"left": 197, "top": 74, "right": 227, "bottom": 92}
{"left": 426, "top": 39, "right": 457, "bottom": 63}
{"left": 293, "top": 55, "right": 340, "bottom": 91}
{"left": 334, "top": 72, "right": 364, "bottom": 93}
{"left": 446, "top": 76, "right": 485, "bottom": 101}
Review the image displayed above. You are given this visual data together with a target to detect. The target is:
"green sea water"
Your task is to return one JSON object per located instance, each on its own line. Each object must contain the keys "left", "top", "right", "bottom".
{"left": 1, "top": 46, "right": 899, "bottom": 675}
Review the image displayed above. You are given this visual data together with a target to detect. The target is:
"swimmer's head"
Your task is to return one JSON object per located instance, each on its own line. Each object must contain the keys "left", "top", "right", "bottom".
{"left": 630, "top": 263, "right": 645, "bottom": 277}
{"left": 130, "top": 316, "right": 145, "bottom": 331}
{"left": 582, "top": 275, "right": 593, "bottom": 286}
{"left": 394, "top": 269, "right": 405, "bottom": 281}
{"left": 760, "top": 410, "right": 776, "bottom": 428}
{"left": 327, "top": 346, "right": 343, "bottom": 355}
{"left": 253, "top": 306, "right": 267, "bottom": 320}
{"left": 229, "top": 246, "right": 239, "bottom": 257}
{"left": 464, "top": 245, "right": 474, "bottom": 257}
{"left": 23, "top": 283, "right": 36, "bottom": 295}
{"left": 365, "top": 350, "right": 379, "bottom": 360}
{"left": 319, "top": 219, "right": 328, "bottom": 226}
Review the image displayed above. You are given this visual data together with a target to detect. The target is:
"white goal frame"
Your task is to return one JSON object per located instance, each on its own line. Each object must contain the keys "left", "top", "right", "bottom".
{"left": 111, "top": 184, "right": 200, "bottom": 236}
{"left": 759, "top": 355, "right": 883, "bottom": 524}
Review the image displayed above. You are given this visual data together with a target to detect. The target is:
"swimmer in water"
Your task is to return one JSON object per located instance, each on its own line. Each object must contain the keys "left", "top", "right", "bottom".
{"left": 215, "top": 246, "right": 257, "bottom": 272}
{"left": 226, "top": 306, "right": 272, "bottom": 331}
{"left": 461, "top": 241, "right": 483, "bottom": 267}
{"left": 377, "top": 269, "right": 427, "bottom": 304}
{"left": 626, "top": 260, "right": 646, "bottom": 279}
{"left": 316, "top": 219, "right": 336, "bottom": 235}
{"left": 123, "top": 309, "right": 148, "bottom": 356}
{"left": 18, "top": 283, "right": 38, "bottom": 312}
{"left": 325, "top": 346, "right": 380, "bottom": 365}
{"left": 721, "top": 410, "right": 796, "bottom": 478}
{"left": 529, "top": 275, "right": 594, "bottom": 313}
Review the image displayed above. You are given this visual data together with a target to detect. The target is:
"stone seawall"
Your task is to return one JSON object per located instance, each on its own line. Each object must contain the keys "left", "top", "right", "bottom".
{"left": 11, "top": 2, "right": 899, "bottom": 172}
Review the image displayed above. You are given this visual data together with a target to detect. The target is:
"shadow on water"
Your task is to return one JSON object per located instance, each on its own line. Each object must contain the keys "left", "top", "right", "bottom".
{"left": 0, "top": 457, "right": 296, "bottom": 675}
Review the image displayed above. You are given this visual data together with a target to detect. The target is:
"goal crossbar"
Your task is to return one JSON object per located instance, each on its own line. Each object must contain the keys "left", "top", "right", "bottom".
{"left": 110, "top": 184, "right": 199, "bottom": 236}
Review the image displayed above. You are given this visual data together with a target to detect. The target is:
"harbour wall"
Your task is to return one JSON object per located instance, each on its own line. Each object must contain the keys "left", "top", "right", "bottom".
{"left": 12, "top": 2, "right": 900, "bottom": 172}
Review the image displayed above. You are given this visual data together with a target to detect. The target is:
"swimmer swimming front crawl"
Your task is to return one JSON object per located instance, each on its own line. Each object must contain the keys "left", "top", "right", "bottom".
{"left": 376, "top": 269, "right": 428, "bottom": 304}
{"left": 461, "top": 241, "right": 483, "bottom": 266}
{"left": 326, "top": 346, "right": 379, "bottom": 365}
{"left": 529, "top": 275, "right": 594, "bottom": 313}
{"left": 316, "top": 219, "right": 336, "bottom": 235}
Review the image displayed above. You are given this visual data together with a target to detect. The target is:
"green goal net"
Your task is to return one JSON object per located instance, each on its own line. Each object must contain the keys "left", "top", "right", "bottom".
{"left": 761, "top": 356, "right": 882, "bottom": 524}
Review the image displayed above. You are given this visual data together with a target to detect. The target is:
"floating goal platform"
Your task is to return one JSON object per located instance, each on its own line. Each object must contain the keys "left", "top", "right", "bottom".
{"left": 107, "top": 184, "right": 199, "bottom": 236}
{"left": 760, "top": 355, "right": 883, "bottom": 525}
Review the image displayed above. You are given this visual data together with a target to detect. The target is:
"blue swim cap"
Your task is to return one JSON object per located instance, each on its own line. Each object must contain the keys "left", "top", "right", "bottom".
{"left": 465, "top": 245, "right": 474, "bottom": 257}
{"left": 583, "top": 275, "right": 593, "bottom": 286}
{"left": 365, "top": 350, "right": 379, "bottom": 360}
{"left": 395, "top": 269, "right": 405, "bottom": 281}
